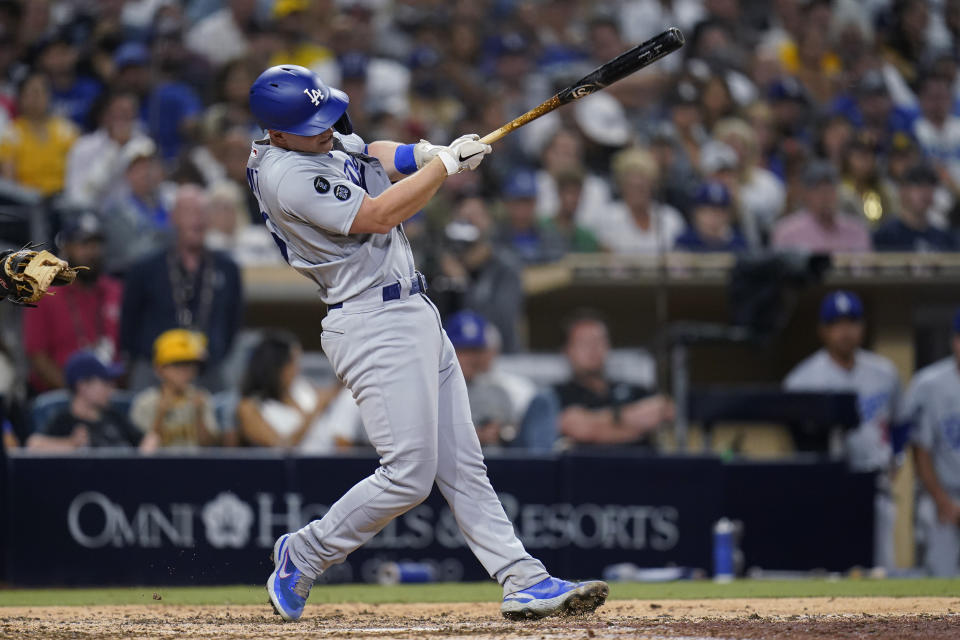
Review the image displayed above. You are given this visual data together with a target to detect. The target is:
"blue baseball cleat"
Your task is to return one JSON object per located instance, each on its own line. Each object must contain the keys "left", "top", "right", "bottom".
{"left": 266, "top": 534, "right": 313, "bottom": 622}
{"left": 501, "top": 577, "right": 609, "bottom": 620}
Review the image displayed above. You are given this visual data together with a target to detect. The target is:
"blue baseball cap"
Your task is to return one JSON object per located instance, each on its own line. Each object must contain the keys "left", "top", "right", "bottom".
{"left": 57, "top": 211, "right": 105, "bottom": 246}
{"left": 694, "top": 182, "right": 731, "bottom": 208}
{"left": 445, "top": 311, "right": 489, "bottom": 350}
{"left": 338, "top": 52, "right": 369, "bottom": 80}
{"left": 819, "top": 291, "right": 863, "bottom": 324}
{"left": 538, "top": 45, "right": 587, "bottom": 71}
{"left": 65, "top": 351, "right": 123, "bottom": 389}
{"left": 113, "top": 42, "right": 149, "bottom": 70}
{"left": 767, "top": 76, "right": 808, "bottom": 104}
{"left": 493, "top": 32, "right": 529, "bottom": 57}
{"left": 503, "top": 169, "right": 538, "bottom": 200}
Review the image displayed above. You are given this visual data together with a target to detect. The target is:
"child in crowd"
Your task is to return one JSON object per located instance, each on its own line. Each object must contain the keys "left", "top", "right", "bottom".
{"left": 131, "top": 329, "right": 219, "bottom": 452}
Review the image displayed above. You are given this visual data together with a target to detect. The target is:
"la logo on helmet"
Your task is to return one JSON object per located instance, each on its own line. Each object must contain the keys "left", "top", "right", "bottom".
{"left": 303, "top": 88, "right": 324, "bottom": 106}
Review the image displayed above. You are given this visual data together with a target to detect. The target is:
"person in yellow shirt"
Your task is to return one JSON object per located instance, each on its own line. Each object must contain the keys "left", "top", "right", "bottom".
{"left": 0, "top": 73, "right": 78, "bottom": 196}
{"left": 267, "top": 0, "right": 336, "bottom": 74}
{"left": 777, "top": 13, "right": 842, "bottom": 106}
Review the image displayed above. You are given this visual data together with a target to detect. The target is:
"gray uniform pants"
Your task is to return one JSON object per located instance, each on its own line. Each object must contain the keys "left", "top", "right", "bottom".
{"left": 917, "top": 491, "right": 960, "bottom": 577}
{"left": 874, "top": 490, "right": 896, "bottom": 571}
{"left": 287, "top": 285, "right": 548, "bottom": 596}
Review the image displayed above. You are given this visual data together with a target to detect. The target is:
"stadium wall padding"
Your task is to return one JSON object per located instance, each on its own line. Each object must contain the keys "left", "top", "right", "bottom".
{"left": 3, "top": 452, "right": 873, "bottom": 585}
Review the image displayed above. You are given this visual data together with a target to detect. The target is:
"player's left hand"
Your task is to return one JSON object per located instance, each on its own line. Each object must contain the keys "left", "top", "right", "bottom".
{"left": 412, "top": 139, "right": 446, "bottom": 169}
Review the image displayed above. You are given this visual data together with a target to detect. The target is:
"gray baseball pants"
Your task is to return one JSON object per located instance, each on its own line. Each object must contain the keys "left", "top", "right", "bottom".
{"left": 917, "top": 491, "right": 960, "bottom": 577}
{"left": 287, "top": 281, "right": 548, "bottom": 596}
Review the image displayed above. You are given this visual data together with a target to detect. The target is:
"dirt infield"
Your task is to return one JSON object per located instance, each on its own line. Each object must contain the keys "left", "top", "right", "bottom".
{"left": 1, "top": 597, "right": 958, "bottom": 639}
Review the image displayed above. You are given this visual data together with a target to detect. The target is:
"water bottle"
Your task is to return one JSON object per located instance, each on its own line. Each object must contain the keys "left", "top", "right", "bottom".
{"left": 376, "top": 561, "right": 437, "bottom": 585}
{"left": 713, "top": 517, "right": 735, "bottom": 583}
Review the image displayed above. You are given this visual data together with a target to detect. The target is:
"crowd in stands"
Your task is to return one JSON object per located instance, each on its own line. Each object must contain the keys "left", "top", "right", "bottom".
{"left": 0, "top": 2, "right": 958, "bottom": 272}
{"left": 4, "top": 0, "right": 960, "bottom": 574}
{"left": 0, "top": 1, "right": 957, "bottom": 342}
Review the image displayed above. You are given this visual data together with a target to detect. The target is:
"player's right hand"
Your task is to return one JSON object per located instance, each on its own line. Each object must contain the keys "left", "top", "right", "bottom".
{"left": 447, "top": 134, "right": 492, "bottom": 173}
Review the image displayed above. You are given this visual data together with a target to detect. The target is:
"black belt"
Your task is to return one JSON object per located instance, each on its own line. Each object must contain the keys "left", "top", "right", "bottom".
{"left": 328, "top": 273, "right": 426, "bottom": 310}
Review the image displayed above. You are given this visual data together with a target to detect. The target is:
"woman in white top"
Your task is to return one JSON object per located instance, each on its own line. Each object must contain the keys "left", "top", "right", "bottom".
{"left": 597, "top": 147, "right": 686, "bottom": 254}
{"left": 236, "top": 332, "right": 357, "bottom": 452}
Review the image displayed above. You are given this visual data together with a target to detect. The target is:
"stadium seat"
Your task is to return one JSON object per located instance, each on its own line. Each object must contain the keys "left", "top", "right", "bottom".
{"left": 495, "top": 348, "right": 656, "bottom": 389}
{"left": 29, "top": 389, "right": 69, "bottom": 433}
{"left": 211, "top": 390, "right": 239, "bottom": 432}
{"left": 30, "top": 389, "right": 134, "bottom": 434}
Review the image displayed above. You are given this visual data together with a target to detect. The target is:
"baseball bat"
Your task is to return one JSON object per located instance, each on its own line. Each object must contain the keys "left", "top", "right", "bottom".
{"left": 480, "top": 28, "right": 685, "bottom": 145}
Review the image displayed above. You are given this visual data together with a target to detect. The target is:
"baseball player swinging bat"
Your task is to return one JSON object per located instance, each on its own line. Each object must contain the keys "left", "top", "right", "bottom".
{"left": 480, "top": 27, "right": 685, "bottom": 145}
{"left": 246, "top": 28, "right": 683, "bottom": 625}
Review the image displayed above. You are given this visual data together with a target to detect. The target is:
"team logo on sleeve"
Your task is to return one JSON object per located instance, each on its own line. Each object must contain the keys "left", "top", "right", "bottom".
{"left": 334, "top": 184, "right": 351, "bottom": 201}
{"left": 314, "top": 176, "right": 331, "bottom": 194}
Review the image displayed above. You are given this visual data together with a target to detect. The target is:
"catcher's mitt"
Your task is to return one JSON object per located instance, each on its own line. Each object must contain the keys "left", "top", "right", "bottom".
{"left": 0, "top": 247, "right": 83, "bottom": 306}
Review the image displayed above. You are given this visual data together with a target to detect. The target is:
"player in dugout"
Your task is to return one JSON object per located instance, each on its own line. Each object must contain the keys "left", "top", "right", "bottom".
{"left": 784, "top": 290, "right": 901, "bottom": 572}
{"left": 901, "top": 309, "right": 960, "bottom": 577}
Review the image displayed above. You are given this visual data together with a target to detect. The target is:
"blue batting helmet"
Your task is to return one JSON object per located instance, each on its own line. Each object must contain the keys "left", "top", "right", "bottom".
{"left": 249, "top": 65, "right": 353, "bottom": 136}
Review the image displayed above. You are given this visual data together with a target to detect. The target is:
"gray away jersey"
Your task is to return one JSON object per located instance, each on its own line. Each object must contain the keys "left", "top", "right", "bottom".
{"left": 903, "top": 357, "right": 960, "bottom": 492}
{"left": 245, "top": 132, "right": 416, "bottom": 304}
{"left": 784, "top": 349, "right": 900, "bottom": 471}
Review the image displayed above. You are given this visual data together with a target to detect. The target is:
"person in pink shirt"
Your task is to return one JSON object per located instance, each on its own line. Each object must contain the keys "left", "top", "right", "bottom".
{"left": 772, "top": 161, "right": 872, "bottom": 252}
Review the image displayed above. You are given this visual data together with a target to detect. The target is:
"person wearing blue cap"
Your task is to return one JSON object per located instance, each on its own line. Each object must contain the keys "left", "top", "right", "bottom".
{"left": 35, "top": 33, "right": 103, "bottom": 128}
{"left": 26, "top": 351, "right": 141, "bottom": 452}
{"left": 445, "top": 311, "right": 515, "bottom": 447}
{"left": 767, "top": 76, "right": 811, "bottom": 140}
{"left": 674, "top": 182, "right": 748, "bottom": 252}
{"left": 495, "top": 168, "right": 566, "bottom": 264}
{"left": 912, "top": 73, "right": 960, "bottom": 191}
{"left": 900, "top": 308, "right": 960, "bottom": 577}
{"left": 112, "top": 41, "right": 203, "bottom": 161}
{"left": 784, "top": 290, "right": 901, "bottom": 571}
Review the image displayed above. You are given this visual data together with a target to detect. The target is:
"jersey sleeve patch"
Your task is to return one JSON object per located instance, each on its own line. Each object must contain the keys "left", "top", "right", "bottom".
{"left": 277, "top": 166, "right": 364, "bottom": 236}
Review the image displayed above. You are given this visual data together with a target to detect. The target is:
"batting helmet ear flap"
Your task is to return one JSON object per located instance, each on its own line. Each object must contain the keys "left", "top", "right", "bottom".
{"left": 334, "top": 111, "right": 353, "bottom": 135}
